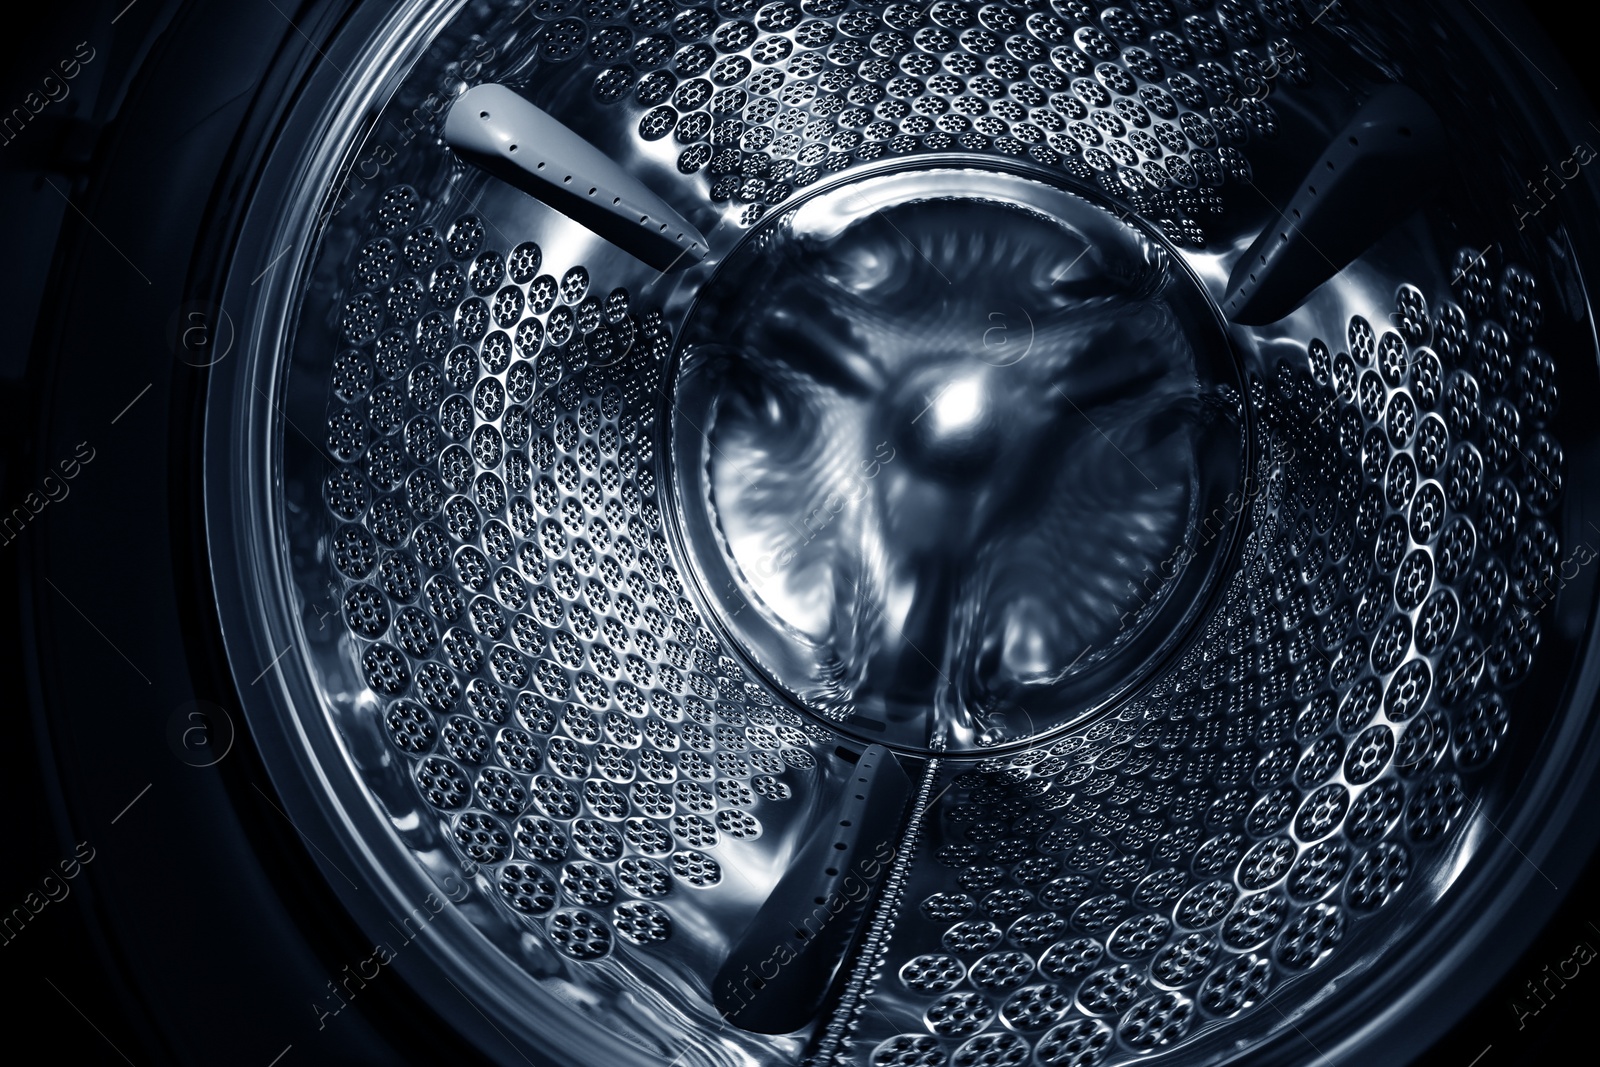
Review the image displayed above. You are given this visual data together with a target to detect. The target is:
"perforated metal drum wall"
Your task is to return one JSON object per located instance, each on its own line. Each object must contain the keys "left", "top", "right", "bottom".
{"left": 202, "top": 2, "right": 1600, "bottom": 1066}
{"left": 503, "top": 0, "right": 1309, "bottom": 243}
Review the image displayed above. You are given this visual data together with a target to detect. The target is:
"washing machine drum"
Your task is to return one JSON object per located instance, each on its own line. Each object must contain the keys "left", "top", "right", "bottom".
{"left": 201, "top": 2, "right": 1600, "bottom": 1065}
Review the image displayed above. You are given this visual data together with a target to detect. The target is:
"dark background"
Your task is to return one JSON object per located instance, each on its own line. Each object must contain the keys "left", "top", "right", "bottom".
{"left": 1, "top": 2, "right": 1595, "bottom": 1064}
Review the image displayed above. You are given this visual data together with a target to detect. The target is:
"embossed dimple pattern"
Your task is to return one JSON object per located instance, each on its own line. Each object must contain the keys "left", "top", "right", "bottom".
{"left": 325, "top": 185, "right": 831, "bottom": 963}
{"left": 866, "top": 248, "right": 1563, "bottom": 1063}
{"left": 298, "top": 11, "right": 1572, "bottom": 1062}
{"left": 536, "top": 0, "right": 1312, "bottom": 243}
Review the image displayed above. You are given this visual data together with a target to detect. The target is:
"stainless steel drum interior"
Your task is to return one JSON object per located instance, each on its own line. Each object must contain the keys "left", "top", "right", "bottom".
{"left": 202, "top": 2, "right": 1600, "bottom": 1065}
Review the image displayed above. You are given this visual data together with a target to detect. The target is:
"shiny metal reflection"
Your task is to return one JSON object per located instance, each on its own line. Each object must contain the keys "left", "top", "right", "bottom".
{"left": 446, "top": 82, "right": 708, "bottom": 270}
{"left": 670, "top": 167, "right": 1246, "bottom": 755}
{"left": 204, "top": 3, "right": 1600, "bottom": 1066}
